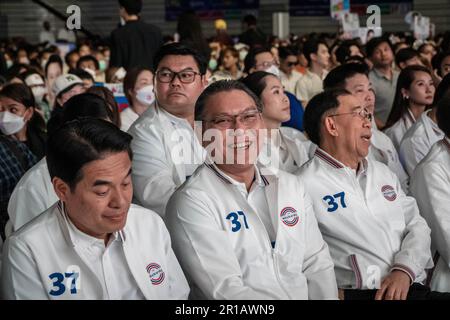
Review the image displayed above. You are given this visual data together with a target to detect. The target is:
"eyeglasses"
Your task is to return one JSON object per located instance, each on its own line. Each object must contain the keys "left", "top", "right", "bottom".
{"left": 287, "top": 61, "right": 299, "bottom": 67}
{"left": 204, "top": 109, "right": 261, "bottom": 129}
{"left": 255, "top": 60, "right": 279, "bottom": 70}
{"left": 156, "top": 69, "right": 202, "bottom": 83}
{"left": 328, "top": 107, "right": 373, "bottom": 122}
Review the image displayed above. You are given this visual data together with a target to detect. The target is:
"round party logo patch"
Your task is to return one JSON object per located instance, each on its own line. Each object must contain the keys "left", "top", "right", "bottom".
{"left": 381, "top": 185, "right": 397, "bottom": 201}
{"left": 146, "top": 263, "right": 165, "bottom": 285}
{"left": 280, "top": 207, "right": 299, "bottom": 227}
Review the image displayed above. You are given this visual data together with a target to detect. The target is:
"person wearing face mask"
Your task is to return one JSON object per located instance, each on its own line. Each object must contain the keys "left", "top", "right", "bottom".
{"left": 121, "top": 67, "right": 155, "bottom": 132}
{"left": 76, "top": 55, "right": 104, "bottom": 83}
{"left": 0, "top": 83, "right": 47, "bottom": 160}
{"left": 21, "top": 72, "right": 51, "bottom": 123}
{"left": 244, "top": 47, "right": 306, "bottom": 132}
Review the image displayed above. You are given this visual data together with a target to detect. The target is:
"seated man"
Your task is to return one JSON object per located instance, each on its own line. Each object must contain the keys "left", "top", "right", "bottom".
{"left": 410, "top": 94, "right": 450, "bottom": 293}
{"left": 128, "top": 43, "right": 207, "bottom": 217}
{"left": 323, "top": 63, "right": 409, "bottom": 192}
{"left": 165, "top": 80, "right": 337, "bottom": 300}
{"left": 7, "top": 93, "right": 118, "bottom": 232}
{"left": 299, "top": 89, "right": 439, "bottom": 300}
{"left": 1, "top": 118, "right": 189, "bottom": 299}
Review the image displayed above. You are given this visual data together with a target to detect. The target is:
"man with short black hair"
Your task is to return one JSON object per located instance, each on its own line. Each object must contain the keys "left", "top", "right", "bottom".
{"left": 166, "top": 80, "right": 337, "bottom": 300}
{"left": 395, "top": 48, "right": 423, "bottom": 70}
{"left": 1, "top": 118, "right": 189, "bottom": 300}
{"left": 110, "top": 0, "right": 163, "bottom": 70}
{"left": 367, "top": 37, "right": 399, "bottom": 126}
{"left": 278, "top": 46, "right": 303, "bottom": 94}
{"left": 299, "top": 89, "right": 443, "bottom": 300}
{"left": 238, "top": 14, "right": 267, "bottom": 48}
{"left": 294, "top": 38, "right": 330, "bottom": 106}
{"left": 128, "top": 42, "right": 208, "bottom": 216}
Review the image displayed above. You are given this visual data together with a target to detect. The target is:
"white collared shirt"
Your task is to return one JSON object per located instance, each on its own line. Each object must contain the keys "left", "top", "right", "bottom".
{"left": 120, "top": 107, "right": 139, "bottom": 132}
{"left": 279, "top": 69, "right": 303, "bottom": 94}
{"left": 294, "top": 69, "right": 328, "bottom": 105}
{"left": 63, "top": 210, "right": 145, "bottom": 300}
{"left": 383, "top": 108, "right": 416, "bottom": 151}
{"left": 399, "top": 109, "right": 444, "bottom": 176}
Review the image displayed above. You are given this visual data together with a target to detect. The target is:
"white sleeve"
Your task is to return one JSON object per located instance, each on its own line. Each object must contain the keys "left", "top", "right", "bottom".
{"left": 130, "top": 124, "right": 178, "bottom": 217}
{"left": 165, "top": 191, "right": 273, "bottom": 300}
{"left": 392, "top": 172, "right": 433, "bottom": 281}
{"left": 411, "top": 164, "right": 450, "bottom": 267}
{"left": 400, "top": 137, "right": 428, "bottom": 177}
{"left": 1, "top": 237, "right": 48, "bottom": 300}
{"left": 294, "top": 78, "right": 308, "bottom": 104}
{"left": 301, "top": 192, "right": 338, "bottom": 300}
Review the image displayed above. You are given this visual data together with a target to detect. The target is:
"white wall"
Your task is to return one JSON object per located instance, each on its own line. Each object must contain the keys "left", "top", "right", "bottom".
{"left": 0, "top": 0, "right": 449, "bottom": 43}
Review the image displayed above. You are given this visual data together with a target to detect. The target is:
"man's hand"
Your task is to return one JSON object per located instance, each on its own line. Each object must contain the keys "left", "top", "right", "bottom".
{"left": 374, "top": 270, "right": 411, "bottom": 300}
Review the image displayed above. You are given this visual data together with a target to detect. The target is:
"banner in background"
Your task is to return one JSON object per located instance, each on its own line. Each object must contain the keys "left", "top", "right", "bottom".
{"left": 165, "top": 0, "right": 259, "bottom": 21}
{"left": 330, "top": 0, "right": 350, "bottom": 20}
{"left": 290, "top": 0, "right": 412, "bottom": 17}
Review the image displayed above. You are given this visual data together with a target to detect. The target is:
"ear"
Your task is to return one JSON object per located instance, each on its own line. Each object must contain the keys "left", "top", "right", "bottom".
{"left": 310, "top": 53, "right": 318, "bottom": 63}
{"left": 24, "top": 107, "right": 34, "bottom": 122}
{"left": 324, "top": 116, "right": 339, "bottom": 137}
{"left": 56, "top": 96, "right": 64, "bottom": 106}
{"left": 201, "top": 74, "right": 209, "bottom": 88}
{"left": 400, "top": 88, "right": 409, "bottom": 99}
{"left": 399, "top": 62, "right": 406, "bottom": 70}
{"left": 52, "top": 177, "right": 71, "bottom": 202}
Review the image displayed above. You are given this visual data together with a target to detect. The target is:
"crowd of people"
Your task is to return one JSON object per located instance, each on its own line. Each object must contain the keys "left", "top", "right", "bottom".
{"left": 1, "top": 0, "right": 450, "bottom": 300}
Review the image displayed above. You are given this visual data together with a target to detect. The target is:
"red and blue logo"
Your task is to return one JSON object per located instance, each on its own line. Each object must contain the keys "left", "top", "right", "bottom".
{"left": 280, "top": 207, "right": 299, "bottom": 227}
{"left": 381, "top": 185, "right": 397, "bottom": 201}
{"left": 146, "top": 263, "right": 165, "bottom": 285}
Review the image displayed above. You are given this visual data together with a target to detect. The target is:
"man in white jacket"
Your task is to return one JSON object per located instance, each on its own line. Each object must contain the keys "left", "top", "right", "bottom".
{"left": 128, "top": 42, "right": 208, "bottom": 217}
{"left": 165, "top": 80, "right": 338, "bottom": 300}
{"left": 323, "top": 63, "right": 409, "bottom": 192}
{"left": 7, "top": 94, "right": 118, "bottom": 233}
{"left": 410, "top": 94, "right": 450, "bottom": 293}
{"left": 1, "top": 118, "right": 189, "bottom": 300}
{"left": 299, "top": 89, "right": 441, "bottom": 300}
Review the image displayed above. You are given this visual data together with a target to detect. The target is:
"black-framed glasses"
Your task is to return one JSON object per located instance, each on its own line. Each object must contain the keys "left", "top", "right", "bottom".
{"left": 255, "top": 60, "right": 279, "bottom": 70}
{"left": 328, "top": 107, "right": 373, "bottom": 122}
{"left": 287, "top": 61, "right": 299, "bottom": 67}
{"left": 204, "top": 109, "right": 262, "bottom": 129}
{"left": 156, "top": 69, "right": 202, "bottom": 83}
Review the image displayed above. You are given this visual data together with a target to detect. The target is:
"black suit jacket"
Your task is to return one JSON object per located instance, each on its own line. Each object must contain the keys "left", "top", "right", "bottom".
{"left": 110, "top": 19, "right": 163, "bottom": 70}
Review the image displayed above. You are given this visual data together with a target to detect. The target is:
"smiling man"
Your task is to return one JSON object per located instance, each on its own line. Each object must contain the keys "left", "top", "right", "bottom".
{"left": 1, "top": 118, "right": 189, "bottom": 300}
{"left": 128, "top": 42, "right": 207, "bottom": 217}
{"left": 299, "top": 89, "right": 438, "bottom": 300}
{"left": 165, "top": 80, "right": 337, "bottom": 300}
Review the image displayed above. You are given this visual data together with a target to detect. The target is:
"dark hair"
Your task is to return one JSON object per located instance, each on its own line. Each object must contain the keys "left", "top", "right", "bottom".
{"left": 278, "top": 46, "right": 296, "bottom": 60}
{"left": 69, "top": 68, "right": 95, "bottom": 82}
{"left": 45, "top": 54, "right": 63, "bottom": 77}
{"left": 303, "top": 38, "right": 328, "bottom": 64}
{"left": 195, "top": 80, "right": 263, "bottom": 121}
{"left": 395, "top": 48, "right": 420, "bottom": 68}
{"left": 323, "top": 63, "right": 369, "bottom": 90}
{"left": 153, "top": 42, "right": 207, "bottom": 76}
{"left": 240, "top": 71, "right": 274, "bottom": 98}
{"left": 436, "top": 92, "right": 450, "bottom": 137}
{"left": 244, "top": 46, "right": 271, "bottom": 74}
{"left": 123, "top": 67, "right": 152, "bottom": 104}
{"left": 118, "top": 0, "right": 142, "bottom": 15}
{"left": 304, "top": 89, "right": 351, "bottom": 146}
{"left": 218, "top": 46, "right": 239, "bottom": 69}
{"left": 65, "top": 49, "right": 79, "bottom": 66}
{"left": 385, "top": 65, "right": 433, "bottom": 129}
{"left": 87, "top": 86, "right": 121, "bottom": 128}
{"left": 432, "top": 51, "right": 450, "bottom": 77}
{"left": 47, "top": 118, "right": 132, "bottom": 190}
{"left": 366, "top": 37, "right": 392, "bottom": 58}
{"left": 176, "top": 11, "right": 210, "bottom": 60}
{"left": 335, "top": 40, "right": 361, "bottom": 65}
{"left": 242, "top": 14, "right": 257, "bottom": 26}
{"left": 0, "top": 83, "right": 46, "bottom": 133}
{"left": 433, "top": 73, "right": 450, "bottom": 106}
{"left": 76, "top": 55, "right": 99, "bottom": 70}
{"left": 61, "top": 93, "right": 113, "bottom": 124}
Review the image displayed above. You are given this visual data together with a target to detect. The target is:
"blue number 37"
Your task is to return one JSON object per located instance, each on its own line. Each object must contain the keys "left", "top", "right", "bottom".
{"left": 226, "top": 211, "right": 250, "bottom": 232}
{"left": 323, "top": 192, "right": 347, "bottom": 212}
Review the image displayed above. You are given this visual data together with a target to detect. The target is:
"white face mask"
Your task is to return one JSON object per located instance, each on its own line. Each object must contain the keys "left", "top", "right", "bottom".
{"left": 135, "top": 85, "right": 155, "bottom": 106}
{"left": 83, "top": 67, "right": 96, "bottom": 79}
{"left": 32, "top": 86, "right": 47, "bottom": 103}
{"left": 264, "top": 65, "right": 281, "bottom": 78}
{"left": 6, "top": 60, "right": 13, "bottom": 69}
{"left": 0, "top": 111, "right": 26, "bottom": 135}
